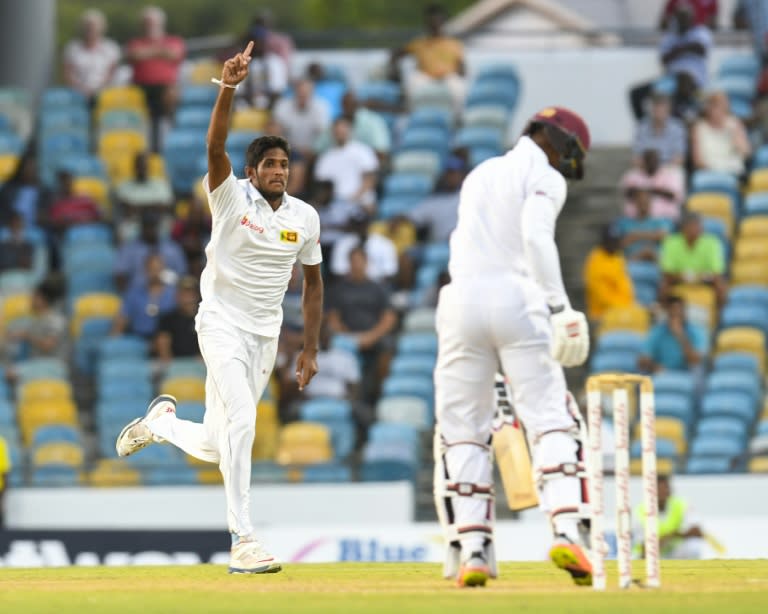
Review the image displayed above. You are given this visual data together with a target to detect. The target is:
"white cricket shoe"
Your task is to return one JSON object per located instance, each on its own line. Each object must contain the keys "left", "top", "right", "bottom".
{"left": 229, "top": 537, "right": 282, "bottom": 574}
{"left": 115, "top": 394, "right": 177, "bottom": 457}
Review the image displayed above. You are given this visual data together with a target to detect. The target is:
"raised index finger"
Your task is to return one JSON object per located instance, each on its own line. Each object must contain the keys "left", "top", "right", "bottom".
{"left": 243, "top": 40, "right": 254, "bottom": 59}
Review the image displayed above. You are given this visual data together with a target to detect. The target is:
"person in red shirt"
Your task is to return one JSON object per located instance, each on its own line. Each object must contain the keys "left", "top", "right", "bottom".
{"left": 125, "top": 6, "right": 186, "bottom": 151}
{"left": 48, "top": 171, "right": 101, "bottom": 230}
{"left": 660, "top": 0, "right": 718, "bottom": 30}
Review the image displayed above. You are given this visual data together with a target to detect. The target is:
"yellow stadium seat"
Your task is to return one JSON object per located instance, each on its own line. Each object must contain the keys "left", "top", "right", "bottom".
{"left": 734, "top": 237, "right": 768, "bottom": 261}
{"left": 599, "top": 304, "right": 650, "bottom": 336}
{"left": 99, "top": 130, "right": 147, "bottom": 161}
{"left": 197, "top": 469, "right": 224, "bottom": 484}
{"left": 253, "top": 420, "right": 279, "bottom": 461}
{"left": 740, "top": 215, "right": 768, "bottom": 238}
{"left": 633, "top": 417, "right": 687, "bottom": 455}
{"left": 97, "top": 86, "right": 147, "bottom": 113}
{"left": 715, "top": 327, "right": 766, "bottom": 373}
{"left": 189, "top": 59, "right": 223, "bottom": 84}
{"left": 72, "top": 176, "right": 110, "bottom": 217}
{"left": 748, "top": 456, "right": 768, "bottom": 473}
{"left": 671, "top": 283, "right": 717, "bottom": 330}
{"left": 19, "top": 379, "right": 73, "bottom": 404}
{"left": 32, "top": 442, "right": 85, "bottom": 467}
{"left": 89, "top": 459, "right": 142, "bottom": 487}
{"left": 162, "top": 376, "right": 206, "bottom": 402}
{"left": 762, "top": 400, "right": 768, "bottom": 420}
{"left": 231, "top": 109, "right": 269, "bottom": 132}
{"left": 0, "top": 153, "right": 19, "bottom": 182}
{"left": 731, "top": 260, "right": 768, "bottom": 286}
{"left": 19, "top": 399, "right": 78, "bottom": 444}
{"left": 258, "top": 399, "right": 278, "bottom": 422}
{"left": 110, "top": 152, "right": 167, "bottom": 184}
{"left": 630, "top": 457, "right": 675, "bottom": 476}
{"left": 275, "top": 422, "right": 333, "bottom": 465}
{"left": 686, "top": 193, "right": 734, "bottom": 238}
{"left": 1, "top": 292, "right": 31, "bottom": 331}
{"left": 71, "top": 292, "right": 121, "bottom": 337}
{"left": 749, "top": 169, "right": 768, "bottom": 193}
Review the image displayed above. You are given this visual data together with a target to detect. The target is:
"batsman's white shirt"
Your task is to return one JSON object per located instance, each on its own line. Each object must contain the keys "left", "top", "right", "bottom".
{"left": 199, "top": 172, "right": 322, "bottom": 336}
{"left": 448, "top": 135, "right": 569, "bottom": 308}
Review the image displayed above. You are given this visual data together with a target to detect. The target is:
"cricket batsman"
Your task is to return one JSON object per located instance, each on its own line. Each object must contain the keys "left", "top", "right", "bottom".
{"left": 115, "top": 42, "right": 324, "bottom": 574}
{"left": 433, "top": 107, "right": 593, "bottom": 587}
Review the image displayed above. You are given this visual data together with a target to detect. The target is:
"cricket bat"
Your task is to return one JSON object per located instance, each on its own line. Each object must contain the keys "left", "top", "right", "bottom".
{"left": 492, "top": 373, "right": 539, "bottom": 511}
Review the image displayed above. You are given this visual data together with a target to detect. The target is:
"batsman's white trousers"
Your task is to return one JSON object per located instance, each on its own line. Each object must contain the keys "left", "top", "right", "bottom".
{"left": 148, "top": 310, "right": 278, "bottom": 538}
{"left": 434, "top": 277, "right": 580, "bottom": 543}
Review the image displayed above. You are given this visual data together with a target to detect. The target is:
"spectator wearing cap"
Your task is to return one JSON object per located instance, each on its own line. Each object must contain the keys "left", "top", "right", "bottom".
{"left": 315, "top": 91, "right": 392, "bottom": 162}
{"left": 616, "top": 187, "right": 674, "bottom": 262}
{"left": 583, "top": 225, "right": 635, "bottom": 322}
{"left": 63, "top": 9, "right": 120, "bottom": 105}
{"left": 155, "top": 276, "right": 201, "bottom": 363}
{"left": 330, "top": 212, "right": 398, "bottom": 283}
{"left": 112, "top": 252, "right": 177, "bottom": 339}
{"left": 272, "top": 79, "right": 331, "bottom": 159}
{"left": 621, "top": 149, "right": 685, "bottom": 221}
{"left": 237, "top": 26, "right": 288, "bottom": 110}
{"left": 633, "top": 93, "right": 687, "bottom": 167}
{"left": 390, "top": 3, "right": 466, "bottom": 112}
{"left": 660, "top": 212, "right": 726, "bottom": 306}
{"left": 125, "top": 6, "right": 186, "bottom": 151}
{"left": 692, "top": 90, "right": 751, "bottom": 176}
{"left": 115, "top": 151, "right": 174, "bottom": 212}
{"left": 314, "top": 117, "right": 379, "bottom": 214}
{"left": 408, "top": 155, "right": 466, "bottom": 243}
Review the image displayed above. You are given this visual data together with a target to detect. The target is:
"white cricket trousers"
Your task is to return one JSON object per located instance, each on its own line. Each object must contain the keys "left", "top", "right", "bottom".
{"left": 434, "top": 277, "right": 581, "bottom": 549}
{"left": 148, "top": 311, "right": 278, "bottom": 538}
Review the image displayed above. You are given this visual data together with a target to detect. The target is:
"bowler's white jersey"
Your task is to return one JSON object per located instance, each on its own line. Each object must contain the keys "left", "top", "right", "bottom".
{"left": 200, "top": 172, "right": 322, "bottom": 337}
{"left": 448, "top": 136, "right": 570, "bottom": 308}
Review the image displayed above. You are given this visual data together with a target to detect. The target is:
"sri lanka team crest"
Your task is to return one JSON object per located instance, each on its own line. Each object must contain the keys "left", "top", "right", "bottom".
{"left": 280, "top": 230, "right": 298, "bottom": 243}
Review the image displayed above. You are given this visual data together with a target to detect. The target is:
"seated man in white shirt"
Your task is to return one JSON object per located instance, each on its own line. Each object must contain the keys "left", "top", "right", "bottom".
{"left": 273, "top": 79, "right": 330, "bottom": 159}
{"left": 115, "top": 152, "right": 174, "bottom": 213}
{"left": 314, "top": 117, "right": 379, "bottom": 214}
{"left": 329, "top": 212, "right": 398, "bottom": 283}
{"left": 237, "top": 27, "right": 288, "bottom": 110}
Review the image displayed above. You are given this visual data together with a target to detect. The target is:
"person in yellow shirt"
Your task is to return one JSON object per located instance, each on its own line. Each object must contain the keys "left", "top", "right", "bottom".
{"left": 0, "top": 434, "right": 11, "bottom": 528}
{"left": 583, "top": 224, "right": 635, "bottom": 321}
{"left": 390, "top": 4, "right": 466, "bottom": 111}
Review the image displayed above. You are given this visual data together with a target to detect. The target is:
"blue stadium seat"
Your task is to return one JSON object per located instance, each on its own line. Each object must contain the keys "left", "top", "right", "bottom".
{"left": 726, "top": 285, "right": 768, "bottom": 309}
{"left": 383, "top": 172, "right": 434, "bottom": 198}
{"left": 30, "top": 466, "right": 80, "bottom": 486}
{"left": 466, "top": 80, "right": 519, "bottom": 109}
{"left": 176, "top": 401, "right": 206, "bottom": 423}
{"left": 744, "top": 192, "right": 768, "bottom": 217}
{"left": 97, "top": 399, "right": 145, "bottom": 425}
{"left": 40, "top": 87, "right": 88, "bottom": 109}
{"left": 714, "top": 74, "right": 756, "bottom": 100}
{"left": 400, "top": 127, "right": 449, "bottom": 153}
{"left": 633, "top": 282, "right": 658, "bottom": 307}
{"left": 597, "top": 331, "right": 646, "bottom": 354}
{"left": 123, "top": 444, "right": 185, "bottom": 467}
{"left": 720, "top": 304, "right": 768, "bottom": 335}
{"left": 14, "top": 358, "right": 67, "bottom": 381}
{"left": 175, "top": 107, "right": 211, "bottom": 129}
{"left": 454, "top": 126, "right": 503, "bottom": 150}
{"left": 652, "top": 371, "right": 696, "bottom": 396}
{"left": 31, "top": 425, "right": 80, "bottom": 447}
{"left": 163, "top": 128, "right": 208, "bottom": 192}
{"left": 301, "top": 463, "right": 352, "bottom": 483}
{"left": 68, "top": 271, "right": 115, "bottom": 301}
{"left": 415, "top": 264, "right": 442, "bottom": 290}
{"left": 143, "top": 466, "right": 200, "bottom": 485}
{"left": 356, "top": 81, "right": 401, "bottom": 107}
{"left": 63, "top": 223, "right": 112, "bottom": 247}
{"left": 382, "top": 375, "right": 433, "bottom": 407}
{"left": 477, "top": 64, "right": 521, "bottom": 83}
{"left": 718, "top": 54, "right": 760, "bottom": 79}
{"left": 753, "top": 144, "right": 768, "bottom": 169}
{"left": 75, "top": 318, "right": 114, "bottom": 371}
{"left": 696, "top": 416, "right": 749, "bottom": 441}
{"left": 300, "top": 398, "right": 352, "bottom": 422}
{"left": 63, "top": 244, "right": 116, "bottom": 275}
{"left": 0, "top": 400, "right": 13, "bottom": 425}
{"left": 368, "top": 422, "right": 419, "bottom": 450}
{"left": 376, "top": 396, "right": 432, "bottom": 430}
{"left": 686, "top": 456, "right": 732, "bottom": 474}
{"left": 98, "top": 378, "right": 153, "bottom": 402}
{"left": 377, "top": 195, "right": 420, "bottom": 220}
{"left": 226, "top": 130, "right": 261, "bottom": 155}
{"left": 631, "top": 438, "right": 677, "bottom": 459}
{"left": 469, "top": 146, "right": 502, "bottom": 167}
{"left": 179, "top": 85, "right": 219, "bottom": 109}
{"left": 690, "top": 435, "right": 743, "bottom": 458}
{"left": 360, "top": 459, "right": 417, "bottom": 482}
{"left": 99, "top": 358, "right": 153, "bottom": 382}
{"left": 330, "top": 334, "right": 359, "bottom": 355}
{"left": 396, "top": 333, "right": 438, "bottom": 356}
{"left": 690, "top": 170, "right": 740, "bottom": 209}
{"left": 422, "top": 242, "right": 450, "bottom": 268}
{"left": 654, "top": 393, "right": 695, "bottom": 425}
{"left": 627, "top": 260, "right": 661, "bottom": 287}
{"left": 406, "top": 107, "right": 452, "bottom": 132}
{"left": 97, "top": 336, "right": 148, "bottom": 362}
{"left": 700, "top": 390, "right": 756, "bottom": 423}
{"left": 389, "top": 354, "right": 435, "bottom": 377}
{"left": 590, "top": 351, "right": 639, "bottom": 374}
{"left": 164, "top": 358, "right": 206, "bottom": 379}
{"left": 705, "top": 371, "right": 761, "bottom": 404}
{"left": 39, "top": 107, "right": 90, "bottom": 133}
{"left": 757, "top": 420, "right": 768, "bottom": 436}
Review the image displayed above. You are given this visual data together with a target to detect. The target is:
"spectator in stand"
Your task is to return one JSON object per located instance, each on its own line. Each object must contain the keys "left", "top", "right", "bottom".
{"left": 408, "top": 155, "right": 466, "bottom": 243}
{"left": 315, "top": 91, "right": 392, "bottom": 162}
{"left": 326, "top": 247, "right": 398, "bottom": 404}
{"left": 660, "top": 0, "right": 718, "bottom": 30}
{"left": 48, "top": 170, "right": 101, "bottom": 230}
{"left": 660, "top": 212, "right": 726, "bottom": 306}
{"left": 125, "top": 6, "right": 186, "bottom": 152}
{"left": 692, "top": 90, "right": 751, "bottom": 177}
{"left": 155, "top": 276, "right": 200, "bottom": 363}
{"left": 0, "top": 212, "right": 34, "bottom": 274}
{"left": 622, "top": 149, "right": 686, "bottom": 220}
{"left": 262, "top": 118, "right": 309, "bottom": 198}
{"left": 733, "top": 0, "right": 768, "bottom": 57}
{"left": 617, "top": 188, "right": 675, "bottom": 262}
{"left": 633, "top": 93, "right": 687, "bottom": 167}
{"left": 390, "top": 3, "right": 466, "bottom": 112}
{"left": 638, "top": 295, "right": 707, "bottom": 374}
{"left": 0, "top": 433, "right": 9, "bottom": 528}
{"left": 250, "top": 9, "right": 295, "bottom": 68}
{"left": 115, "top": 152, "right": 173, "bottom": 212}
{"left": 114, "top": 213, "right": 187, "bottom": 291}
{"left": 330, "top": 212, "right": 398, "bottom": 283}
{"left": 660, "top": 3, "right": 713, "bottom": 91}
{"left": 272, "top": 79, "right": 330, "bottom": 159}
{"left": 112, "top": 252, "right": 176, "bottom": 339}
{"left": 308, "top": 180, "right": 358, "bottom": 253}
{"left": 8, "top": 280, "right": 68, "bottom": 361}
{"left": 170, "top": 196, "right": 211, "bottom": 279}
{"left": 0, "top": 155, "right": 51, "bottom": 229}
{"left": 315, "top": 117, "right": 379, "bottom": 214}
{"left": 583, "top": 224, "right": 635, "bottom": 322}
{"left": 237, "top": 26, "right": 288, "bottom": 111}
{"left": 63, "top": 9, "right": 120, "bottom": 105}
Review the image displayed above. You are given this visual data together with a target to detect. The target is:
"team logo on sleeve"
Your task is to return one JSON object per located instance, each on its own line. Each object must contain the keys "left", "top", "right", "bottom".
{"left": 280, "top": 230, "right": 299, "bottom": 243}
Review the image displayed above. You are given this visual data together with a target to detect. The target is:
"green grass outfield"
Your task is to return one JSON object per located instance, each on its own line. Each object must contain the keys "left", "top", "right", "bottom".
{"left": 2, "top": 561, "right": 768, "bottom": 614}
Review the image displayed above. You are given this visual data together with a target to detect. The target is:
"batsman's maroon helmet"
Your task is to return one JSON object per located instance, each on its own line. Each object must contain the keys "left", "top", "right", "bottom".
{"left": 527, "top": 107, "right": 591, "bottom": 179}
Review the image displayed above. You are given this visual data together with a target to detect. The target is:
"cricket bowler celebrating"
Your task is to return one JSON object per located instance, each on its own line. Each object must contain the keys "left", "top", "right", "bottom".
{"left": 433, "top": 107, "right": 593, "bottom": 587}
{"left": 115, "top": 42, "right": 324, "bottom": 574}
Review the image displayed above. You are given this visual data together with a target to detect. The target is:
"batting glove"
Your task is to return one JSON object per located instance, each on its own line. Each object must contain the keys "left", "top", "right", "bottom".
{"left": 550, "top": 306, "right": 590, "bottom": 367}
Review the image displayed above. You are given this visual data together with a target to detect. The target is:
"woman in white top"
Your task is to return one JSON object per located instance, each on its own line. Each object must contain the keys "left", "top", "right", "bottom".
{"left": 692, "top": 90, "right": 751, "bottom": 176}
